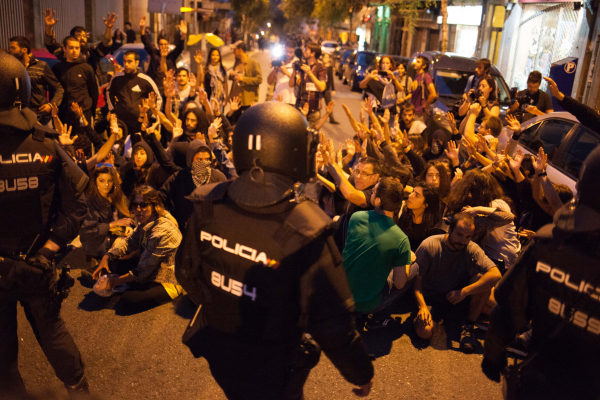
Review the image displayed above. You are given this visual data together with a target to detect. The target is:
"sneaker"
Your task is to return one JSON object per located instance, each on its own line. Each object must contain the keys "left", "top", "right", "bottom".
{"left": 460, "top": 323, "right": 477, "bottom": 354}
{"left": 365, "top": 316, "right": 400, "bottom": 330}
{"left": 506, "top": 329, "right": 532, "bottom": 357}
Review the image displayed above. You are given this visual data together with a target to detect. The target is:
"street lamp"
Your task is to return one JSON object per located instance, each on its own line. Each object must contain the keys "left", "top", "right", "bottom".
{"left": 261, "top": 31, "right": 265, "bottom": 35}
{"left": 267, "top": 22, "right": 271, "bottom": 28}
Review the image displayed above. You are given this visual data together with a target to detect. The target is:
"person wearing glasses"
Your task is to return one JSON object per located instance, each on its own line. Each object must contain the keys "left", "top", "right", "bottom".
{"left": 92, "top": 186, "right": 183, "bottom": 314}
{"left": 320, "top": 149, "right": 382, "bottom": 251}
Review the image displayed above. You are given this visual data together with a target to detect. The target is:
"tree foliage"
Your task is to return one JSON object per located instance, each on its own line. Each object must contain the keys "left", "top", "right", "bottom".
{"left": 385, "top": 0, "right": 435, "bottom": 33}
{"left": 231, "top": 0, "right": 272, "bottom": 33}
{"left": 312, "top": 0, "right": 365, "bottom": 28}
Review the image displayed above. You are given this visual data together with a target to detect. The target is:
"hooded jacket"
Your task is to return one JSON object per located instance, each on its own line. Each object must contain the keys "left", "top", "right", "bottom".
{"left": 423, "top": 129, "right": 450, "bottom": 162}
{"left": 120, "top": 140, "right": 171, "bottom": 198}
{"left": 159, "top": 139, "right": 226, "bottom": 229}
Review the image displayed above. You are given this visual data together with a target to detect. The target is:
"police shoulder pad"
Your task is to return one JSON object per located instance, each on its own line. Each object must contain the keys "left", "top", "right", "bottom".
{"left": 283, "top": 200, "right": 333, "bottom": 241}
{"left": 33, "top": 123, "right": 59, "bottom": 142}
{"left": 534, "top": 223, "right": 554, "bottom": 240}
{"left": 186, "top": 180, "right": 232, "bottom": 203}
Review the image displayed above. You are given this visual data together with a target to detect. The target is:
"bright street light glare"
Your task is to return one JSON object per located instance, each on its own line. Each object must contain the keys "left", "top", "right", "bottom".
{"left": 261, "top": 31, "right": 265, "bottom": 35}
{"left": 272, "top": 44, "right": 283, "bottom": 58}
{"left": 267, "top": 23, "right": 271, "bottom": 27}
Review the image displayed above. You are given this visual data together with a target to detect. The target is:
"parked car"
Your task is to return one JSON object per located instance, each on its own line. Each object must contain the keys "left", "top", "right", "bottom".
{"left": 407, "top": 51, "right": 512, "bottom": 122}
{"left": 334, "top": 49, "right": 354, "bottom": 78}
{"left": 320, "top": 40, "right": 340, "bottom": 55}
{"left": 342, "top": 51, "right": 378, "bottom": 92}
{"left": 508, "top": 111, "right": 599, "bottom": 195}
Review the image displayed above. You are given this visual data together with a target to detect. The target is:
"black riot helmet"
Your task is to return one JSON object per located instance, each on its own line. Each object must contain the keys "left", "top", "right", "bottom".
{"left": 232, "top": 102, "right": 319, "bottom": 183}
{"left": 0, "top": 51, "right": 31, "bottom": 109}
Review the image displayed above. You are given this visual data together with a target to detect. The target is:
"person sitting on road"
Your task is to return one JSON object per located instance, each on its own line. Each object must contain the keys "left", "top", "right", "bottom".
{"left": 413, "top": 212, "right": 502, "bottom": 353}
{"left": 80, "top": 166, "right": 133, "bottom": 285}
{"left": 399, "top": 104, "right": 426, "bottom": 138}
{"left": 343, "top": 177, "right": 413, "bottom": 331}
{"left": 397, "top": 183, "right": 441, "bottom": 252}
{"left": 92, "top": 185, "right": 183, "bottom": 314}
{"left": 417, "top": 161, "right": 451, "bottom": 201}
{"left": 159, "top": 140, "right": 227, "bottom": 230}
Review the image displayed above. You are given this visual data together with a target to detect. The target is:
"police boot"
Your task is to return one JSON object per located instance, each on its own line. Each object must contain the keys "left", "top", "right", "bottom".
{"left": 65, "top": 375, "right": 90, "bottom": 399}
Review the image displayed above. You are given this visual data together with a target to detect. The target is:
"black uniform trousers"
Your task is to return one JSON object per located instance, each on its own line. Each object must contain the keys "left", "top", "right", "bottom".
{"left": 0, "top": 261, "right": 84, "bottom": 396}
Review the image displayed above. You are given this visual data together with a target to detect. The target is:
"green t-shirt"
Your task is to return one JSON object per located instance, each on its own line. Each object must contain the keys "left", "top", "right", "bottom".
{"left": 342, "top": 210, "right": 412, "bottom": 313}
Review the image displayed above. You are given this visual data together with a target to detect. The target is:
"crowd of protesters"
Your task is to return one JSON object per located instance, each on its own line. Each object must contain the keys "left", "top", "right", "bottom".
{"left": 4, "top": 9, "right": 587, "bottom": 356}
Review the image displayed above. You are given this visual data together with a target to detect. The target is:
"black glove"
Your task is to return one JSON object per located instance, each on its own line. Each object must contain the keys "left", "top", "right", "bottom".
{"left": 481, "top": 356, "right": 505, "bottom": 383}
{"left": 26, "top": 248, "right": 55, "bottom": 272}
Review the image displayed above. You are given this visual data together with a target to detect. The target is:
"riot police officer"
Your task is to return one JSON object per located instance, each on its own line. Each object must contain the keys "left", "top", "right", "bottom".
{"left": 0, "top": 52, "right": 90, "bottom": 398}
{"left": 176, "top": 102, "right": 374, "bottom": 399}
{"left": 482, "top": 146, "right": 600, "bottom": 399}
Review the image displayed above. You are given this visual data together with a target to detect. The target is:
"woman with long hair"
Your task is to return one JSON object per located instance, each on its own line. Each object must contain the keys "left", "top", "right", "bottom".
{"left": 396, "top": 183, "right": 441, "bottom": 251}
{"left": 417, "top": 161, "right": 451, "bottom": 200}
{"left": 446, "top": 169, "right": 520, "bottom": 270}
{"left": 360, "top": 55, "right": 403, "bottom": 118}
{"left": 92, "top": 185, "right": 184, "bottom": 314}
{"left": 80, "top": 166, "right": 133, "bottom": 284}
{"left": 204, "top": 48, "right": 228, "bottom": 112}
{"left": 458, "top": 76, "right": 500, "bottom": 124}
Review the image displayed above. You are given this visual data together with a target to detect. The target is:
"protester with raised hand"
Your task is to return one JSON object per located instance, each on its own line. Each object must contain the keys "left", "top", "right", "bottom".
{"left": 106, "top": 49, "right": 162, "bottom": 136}
{"left": 44, "top": 9, "right": 116, "bottom": 85}
{"left": 141, "top": 16, "right": 186, "bottom": 95}
{"left": 544, "top": 76, "right": 600, "bottom": 134}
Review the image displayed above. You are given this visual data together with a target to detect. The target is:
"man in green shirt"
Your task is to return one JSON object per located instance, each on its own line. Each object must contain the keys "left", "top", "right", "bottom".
{"left": 343, "top": 177, "right": 413, "bottom": 331}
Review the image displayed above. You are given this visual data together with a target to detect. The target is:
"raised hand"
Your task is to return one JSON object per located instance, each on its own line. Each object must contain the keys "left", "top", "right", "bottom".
{"left": 148, "top": 92, "right": 158, "bottom": 111}
{"left": 179, "top": 20, "right": 188, "bottom": 35}
{"left": 463, "top": 137, "right": 477, "bottom": 157}
{"left": 275, "top": 94, "right": 284, "bottom": 103}
{"left": 506, "top": 114, "right": 521, "bottom": 134}
{"left": 172, "top": 119, "right": 183, "bottom": 140}
{"left": 189, "top": 72, "right": 197, "bottom": 88}
{"left": 194, "top": 50, "right": 204, "bottom": 65}
{"left": 198, "top": 88, "right": 208, "bottom": 103}
{"left": 58, "top": 125, "right": 77, "bottom": 147}
{"left": 44, "top": 9, "right": 58, "bottom": 28}
{"left": 208, "top": 117, "right": 222, "bottom": 140}
{"left": 138, "top": 98, "right": 150, "bottom": 116}
{"left": 451, "top": 168, "right": 463, "bottom": 187}
{"left": 345, "top": 139, "right": 355, "bottom": 157}
{"left": 508, "top": 148, "right": 524, "bottom": 171}
{"left": 373, "top": 125, "right": 384, "bottom": 144}
{"left": 447, "top": 111, "right": 457, "bottom": 132}
{"left": 146, "top": 119, "right": 161, "bottom": 135}
{"left": 476, "top": 133, "right": 490, "bottom": 153}
{"left": 444, "top": 140, "right": 459, "bottom": 163}
{"left": 104, "top": 12, "right": 118, "bottom": 29}
{"left": 543, "top": 76, "right": 564, "bottom": 100}
{"left": 336, "top": 142, "right": 344, "bottom": 166}
{"left": 533, "top": 147, "right": 547, "bottom": 174}
{"left": 210, "top": 98, "right": 220, "bottom": 114}
{"left": 361, "top": 136, "right": 368, "bottom": 154}
{"left": 109, "top": 113, "right": 121, "bottom": 139}
{"left": 163, "top": 80, "right": 176, "bottom": 99}
{"left": 229, "top": 96, "right": 241, "bottom": 113}
{"left": 326, "top": 101, "right": 335, "bottom": 115}
{"left": 363, "top": 96, "right": 374, "bottom": 114}
{"left": 139, "top": 15, "right": 147, "bottom": 33}
{"left": 379, "top": 108, "right": 390, "bottom": 125}
{"left": 356, "top": 124, "right": 368, "bottom": 141}
{"left": 300, "top": 102, "right": 309, "bottom": 117}
{"left": 469, "top": 102, "right": 482, "bottom": 115}
{"left": 70, "top": 102, "right": 84, "bottom": 118}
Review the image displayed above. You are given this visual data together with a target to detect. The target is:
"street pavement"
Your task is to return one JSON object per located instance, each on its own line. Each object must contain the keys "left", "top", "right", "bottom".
{"left": 15, "top": 51, "right": 502, "bottom": 399}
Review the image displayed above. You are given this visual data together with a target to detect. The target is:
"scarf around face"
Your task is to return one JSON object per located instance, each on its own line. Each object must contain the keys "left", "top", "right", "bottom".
{"left": 191, "top": 160, "right": 212, "bottom": 187}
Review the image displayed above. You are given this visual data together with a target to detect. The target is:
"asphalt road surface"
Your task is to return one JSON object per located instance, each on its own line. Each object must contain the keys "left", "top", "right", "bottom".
{"left": 14, "top": 51, "right": 502, "bottom": 400}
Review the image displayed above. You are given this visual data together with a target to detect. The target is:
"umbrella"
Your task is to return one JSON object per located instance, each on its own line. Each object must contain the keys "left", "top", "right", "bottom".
{"left": 187, "top": 33, "right": 224, "bottom": 47}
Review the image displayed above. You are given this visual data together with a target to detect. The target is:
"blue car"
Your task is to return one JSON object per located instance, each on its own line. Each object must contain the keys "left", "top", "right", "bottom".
{"left": 342, "top": 51, "right": 378, "bottom": 92}
{"left": 334, "top": 49, "right": 354, "bottom": 78}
